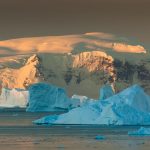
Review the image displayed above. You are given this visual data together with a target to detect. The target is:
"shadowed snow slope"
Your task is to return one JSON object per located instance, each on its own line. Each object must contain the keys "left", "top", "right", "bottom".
{"left": 0, "top": 88, "right": 28, "bottom": 108}
{"left": 34, "top": 85, "right": 150, "bottom": 125}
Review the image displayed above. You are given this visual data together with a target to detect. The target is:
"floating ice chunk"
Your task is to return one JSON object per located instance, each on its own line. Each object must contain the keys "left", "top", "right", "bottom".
{"left": 26, "top": 83, "right": 70, "bottom": 112}
{"left": 0, "top": 88, "right": 28, "bottom": 108}
{"left": 70, "top": 95, "right": 88, "bottom": 108}
{"left": 95, "top": 135, "right": 106, "bottom": 140}
{"left": 70, "top": 95, "right": 96, "bottom": 108}
{"left": 128, "top": 127, "right": 150, "bottom": 136}
{"left": 34, "top": 84, "right": 150, "bottom": 125}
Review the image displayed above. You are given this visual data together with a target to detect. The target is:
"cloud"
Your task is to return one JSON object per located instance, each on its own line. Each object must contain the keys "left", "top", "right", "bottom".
{"left": 113, "top": 43, "right": 146, "bottom": 53}
{"left": 0, "top": 32, "right": 147, "bottom": 55}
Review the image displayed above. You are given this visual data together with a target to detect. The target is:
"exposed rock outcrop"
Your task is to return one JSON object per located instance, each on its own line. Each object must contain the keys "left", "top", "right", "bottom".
{"left": 0, "top": 54, "right": 44, "bottom": 89}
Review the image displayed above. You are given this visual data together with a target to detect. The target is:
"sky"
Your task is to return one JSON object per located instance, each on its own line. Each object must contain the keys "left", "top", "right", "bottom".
{"left": 0, "top": 0, "right": 150, "bottom": 48}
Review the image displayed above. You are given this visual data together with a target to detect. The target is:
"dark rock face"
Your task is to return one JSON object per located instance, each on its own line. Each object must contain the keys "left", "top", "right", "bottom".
{"left": 113, "top": 59, "right": 150, "bottom": 94}
{"left": 51, "top": 51, "right": 150, "bottom": 96}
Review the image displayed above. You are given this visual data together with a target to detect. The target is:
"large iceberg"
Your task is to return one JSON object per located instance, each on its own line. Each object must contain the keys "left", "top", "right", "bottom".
{"left": 26, "top": 83, "right": 96, "bottom": 112}
{"left": 0, "top": 83, "right": 92, "bottom": 110}
{"left": 26, "top": 83, "right": 71, "bottom": 112}
{"left": 0, "top": 88, "right": 28, "bottom": 108}
{"left": 34, "top": 85, "right": 150, "bottom": 125}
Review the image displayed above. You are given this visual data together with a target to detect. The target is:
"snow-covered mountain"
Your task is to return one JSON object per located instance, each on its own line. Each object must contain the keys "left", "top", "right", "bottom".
{"left": 0, "top": 32, "right": 150, "bottom": 98}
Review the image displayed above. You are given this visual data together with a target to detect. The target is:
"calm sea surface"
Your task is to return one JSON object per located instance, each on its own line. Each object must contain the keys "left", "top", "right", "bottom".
{"left": 0, "top": 108, "right": 150, "bottom": 150}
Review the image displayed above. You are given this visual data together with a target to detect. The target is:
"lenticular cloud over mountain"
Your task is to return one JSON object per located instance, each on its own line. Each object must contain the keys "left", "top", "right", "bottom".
{"left": 0, "top": 32, "right": 146, "bottom": 55}
{"left": 34, "top": 85, "right": 150, "bottom": 125}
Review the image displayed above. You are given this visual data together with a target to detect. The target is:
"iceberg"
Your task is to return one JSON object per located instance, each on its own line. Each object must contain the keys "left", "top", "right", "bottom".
{"left": 70, "top": 95, "right": 96, "bottom": 108}
{"left": 128, "top": 127, "right": 150, "bottom": 136}
{"left": 70, "top": 95, "right": 88, "bottom": 108}
{"left": 34, "top": 84, "right": 150, "bottom": 125}
{"left": 95, "top": 135, "right": 106, "bottom": 140}
{"left": 0, "top": 88, "right": 28, "bottom": 108}
{"left": 26, "top": 83, "right": 71, "bottom": 112}
{"left": 34, "top": 102, "right": 101, "bottom": 124}
{"left": 99, "top": 83, "right": 115, "bottom": 100}
{"left": 26, "top": 83, "right": 96, "bottom": 112}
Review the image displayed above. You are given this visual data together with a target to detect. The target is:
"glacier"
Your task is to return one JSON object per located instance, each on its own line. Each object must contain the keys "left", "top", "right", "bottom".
{"left": 34, "top": 84, "right": 150, "bottom": 125}
{"left": 0, "top": 88, "right": 28, "bottom": 108}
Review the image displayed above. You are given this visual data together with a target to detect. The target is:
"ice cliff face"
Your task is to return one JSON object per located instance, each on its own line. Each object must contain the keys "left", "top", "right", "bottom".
{"left": 26, "top": 83, "right": 70, "bottom": 112}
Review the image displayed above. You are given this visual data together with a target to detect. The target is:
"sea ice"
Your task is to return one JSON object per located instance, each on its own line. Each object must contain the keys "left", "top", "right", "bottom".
{"left": 34, "top": 84, "right": 150, "bottom": 125}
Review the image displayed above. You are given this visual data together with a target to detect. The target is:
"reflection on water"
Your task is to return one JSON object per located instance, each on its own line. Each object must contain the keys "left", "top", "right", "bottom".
{"left": 0, "top": 108, "right": 150, "bottom": 150}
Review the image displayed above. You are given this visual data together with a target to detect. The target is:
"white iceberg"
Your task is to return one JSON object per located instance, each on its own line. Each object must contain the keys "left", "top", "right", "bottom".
{"left": 70, "top": 95, "right": 96, "bottom": 108}
{"left": 34, "top": 85, "right": 150, "bottom": 125}
{"left": 26, "top": 83, "right": 71, "bottom": 112}
{"left": 128, "top": 127, "right": 150, "bottom": 136}
{"left": 0, "top": 88, "right": 28, "bottom": 108}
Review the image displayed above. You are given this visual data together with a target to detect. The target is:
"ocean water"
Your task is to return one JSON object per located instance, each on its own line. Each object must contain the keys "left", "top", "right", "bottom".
{"left": 0, "top": 108, "right": 150, "bottom": 150}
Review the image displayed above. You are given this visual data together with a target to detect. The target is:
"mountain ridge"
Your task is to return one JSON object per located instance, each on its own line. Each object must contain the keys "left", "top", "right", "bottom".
{"left": 0, "top": 32, "right": 149, "bottom": 98}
